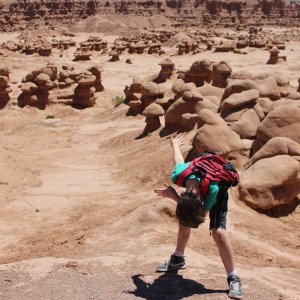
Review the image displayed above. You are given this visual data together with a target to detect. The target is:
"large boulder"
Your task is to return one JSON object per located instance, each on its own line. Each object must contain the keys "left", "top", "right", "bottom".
{"left": 221, "top": 89, "right": 259, "bottom": 109}
{"left": 230, "top": 109, "right": 261, "bottom": 139}
{"left": 165, "top": 97, "right": 199, "bottom": 128}
{"left": 239, "top": 155, "right": 300, "bottom": 212}
{"left": 245, "top": 137, "right": 300, "bottom": 168}
{"left": 221, "top": 79, "right": 259, "bottom": 102}
{"left": 194, "top": 110, "right": 243, "bottom": 157}
{"left": 257, "top": 77, "right": 281, "bottom": 100}
{"left": 256, "top": 105, "right": 300, "bottom": 146}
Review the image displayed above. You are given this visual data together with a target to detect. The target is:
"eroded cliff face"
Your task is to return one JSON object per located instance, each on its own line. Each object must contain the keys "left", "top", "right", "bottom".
{"left": 0, "top": 0, "right": 299, "bottom": 32}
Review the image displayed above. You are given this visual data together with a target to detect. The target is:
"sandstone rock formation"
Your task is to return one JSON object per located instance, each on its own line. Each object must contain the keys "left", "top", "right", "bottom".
{"left": 0, "top": 67, "right": 12, "bottom": 108}
{"left": 211, "top": 61, "right": 232, "bottom": 88}
{"left": 88, "top": 66, "right": 104, "bottom": 92}
{"left": 184, "top": 60, "right": 212, "bottom": 87}
{"left": 109, "top": 50, "right": 120, "bottom": 62}
{"left": 252, "top": 105, "right": 300, "bottom": 155}
{"left": 142, "top": 102, "right": 165, "bottom": 133}
{"left": 154, "top": 59, "right": 175, "bottom": 83}
{"left": 239, "top": 155, "right": 300, "bottom": 216}
{"left": 73, "top": 73, "right": 97, "bottom": 108}
{"left": 267, "top": 46, "right": 286, "bottom": 64}
{"left": 74, "top": 49, "right": 92, "bottom": 61}
{"left": 18, "top": 64, "right": 57, "bottom": 109}
{"left": 1, "top": 0, "right": 300, "bottom": 33}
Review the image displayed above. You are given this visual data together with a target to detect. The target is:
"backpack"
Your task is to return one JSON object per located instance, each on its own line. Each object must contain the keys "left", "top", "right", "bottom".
{"left": 175, "top": 152, "right": 239, "bottom": 198}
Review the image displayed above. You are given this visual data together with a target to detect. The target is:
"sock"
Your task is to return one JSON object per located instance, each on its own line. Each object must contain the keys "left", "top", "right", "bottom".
{"left": 227, "top": 270, "right": 238, "bottom": 277}
{"left": 174, "top": 250, "right": 183, "bottom": 257}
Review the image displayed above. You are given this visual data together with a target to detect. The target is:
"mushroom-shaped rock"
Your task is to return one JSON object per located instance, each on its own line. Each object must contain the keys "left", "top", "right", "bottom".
{"left": 88, "top": 65, "right": 104, "bottom": 92}
{"left": 165, "top": 94, "right": 201, "bottom": 130}
{"left": 0, "top": 67, "right": 10, "bottom": 78}
{"left": 141, "top": 82, "right": 161, "bottom": 97}
{"left": 155, "top": 58, "right": 174, "bottom": 83}
{"left": 142, "top": 102, "right": 164, "bottom": 132}
{"left": 35, "top": 73, "right": 53, "bottom": 90}
{"left": 140, "top": 82, "right": 166, "bottom": 108}
{"left": 109, "top": 50, "right": 120, "bottom": 62}
{"left": 73, "top": 51, "right": 92, "bottom": 61}
{"left": 18, "top": 82, "right": 44, "bottom": 108}
{"left": 238, "top": 155, "right": 300, "bottom": 215}
{"left": 129, "top": 77, "right": 142, "bottom": 93}
{"left": 0, "top": 75, "right": 12, "bottom": 107}
{"left": 186, "top": 59, "right": 211, "bottom": 86}
{"left": 267, "top": 46, "right": 286, "bottom": 65}
{"left": 73, "top": 74, "right": 97, "bottom": 108}
{"left": 211, "top": 61, "right": 232, "bottom": 88}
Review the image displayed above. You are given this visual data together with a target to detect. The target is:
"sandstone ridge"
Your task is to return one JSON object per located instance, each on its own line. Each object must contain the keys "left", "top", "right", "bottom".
{"left": 0, "top": 0, "right": 300, "bottom": 32}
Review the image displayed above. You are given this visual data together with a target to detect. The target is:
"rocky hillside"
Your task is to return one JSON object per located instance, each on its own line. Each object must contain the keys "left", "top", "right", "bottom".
{"left": 0, "top": 0, "right": 299, "bottom": 32}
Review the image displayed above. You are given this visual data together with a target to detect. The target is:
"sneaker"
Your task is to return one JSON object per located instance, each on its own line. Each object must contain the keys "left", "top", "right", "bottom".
{"left": 156, "top": 254, "right": 186, "bottom": 272}
{"left": 227, "top": 275, "right": 243, "bottom": 299}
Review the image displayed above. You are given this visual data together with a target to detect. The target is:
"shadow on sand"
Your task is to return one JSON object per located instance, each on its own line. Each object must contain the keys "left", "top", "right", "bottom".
{"left": 125, "top": 271, "right": 227, "bottom": 300}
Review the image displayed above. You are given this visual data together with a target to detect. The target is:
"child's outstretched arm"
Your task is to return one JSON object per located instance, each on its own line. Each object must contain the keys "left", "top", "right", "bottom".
{"left": 170, "top": 133, "right": 185, "bottom": 165}
{"left": 154, "top": 183, "right": 180, "bottom": 203}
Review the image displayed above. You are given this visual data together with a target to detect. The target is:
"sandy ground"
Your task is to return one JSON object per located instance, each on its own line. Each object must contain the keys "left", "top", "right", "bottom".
{"left": 0, "top": 31, "right": 300, "bottom": 300}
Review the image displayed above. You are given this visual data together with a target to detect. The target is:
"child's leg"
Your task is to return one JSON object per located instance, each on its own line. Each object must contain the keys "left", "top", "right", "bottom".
{"left": 209, "top": 187, "right": 237, "bottom": 273}
{"left": 211, "top": 228, "right": 235, "bottom": 273}
{"left": 175, "top": 223, "right": 191, "bottom": 255}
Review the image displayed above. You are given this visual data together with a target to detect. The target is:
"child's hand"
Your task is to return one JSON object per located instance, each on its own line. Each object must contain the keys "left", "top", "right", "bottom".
{"left": 154, "top": 184, "right": 179, "bottom": 202}
{"left": 170, "top": 133, "right": 185, "bottom": 148}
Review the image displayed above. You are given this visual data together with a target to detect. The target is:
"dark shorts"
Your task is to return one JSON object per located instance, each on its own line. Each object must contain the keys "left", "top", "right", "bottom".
{"left": 209, "top": 184, "right": 228, "bottom": 230}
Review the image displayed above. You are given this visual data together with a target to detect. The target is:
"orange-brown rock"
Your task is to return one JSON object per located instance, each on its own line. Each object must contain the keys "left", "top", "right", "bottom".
{"left": 239, "top": 155, "right": 300, "bottom": 214}
{"left": 194, "top": 109, "right": 244, "bottom": 157}
{"left": 73, "top": 73, "right": 97, "bottom": 108}
{"left": 0, "top": 70, "right": 12, "bottom": 108}
{"left": 253, "top": 105, "right": 300, "bottom": 154}
{"left": 142, "top": 102, "right": 165, "bottom": 132}
{"left": 245, "top": 137, "right": 300, "bottom": 169}
{"left": 211, "top": 61, "right": 232, "bottom": 88}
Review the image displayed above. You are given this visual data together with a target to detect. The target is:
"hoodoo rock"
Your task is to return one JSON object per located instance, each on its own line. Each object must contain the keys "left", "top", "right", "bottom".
{"left": 73, "top": 73, "right": 97, "bottom": 108}
{"left": 142, "top": 102, "right": 165, "bottom": 133}
{"left": 18, "top": 65, "right": 57, "bottom": 109}
{"left": 185, "top": 60, "right": 212, "bottom": 87}
{"left": 211, "top": 61, "right": 232, "bottom": 88}
{"left": 0, "top": 67, "right": 12, "bottom": 108}
{"left": 267, "top": 46, "right": 286, "bottom": 64}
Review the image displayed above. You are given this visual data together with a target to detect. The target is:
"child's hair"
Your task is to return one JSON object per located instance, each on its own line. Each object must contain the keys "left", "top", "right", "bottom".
{"left": 176, "top": 190, "right": 205, "bottom": 228}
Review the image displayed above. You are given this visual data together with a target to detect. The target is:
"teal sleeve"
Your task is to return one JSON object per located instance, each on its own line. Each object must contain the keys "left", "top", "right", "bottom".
{"left": 171, "top": 162, "right": 191, "bottom": 184}
{"left": 204, "top": 182, "right": 219, "bottom": 211}
{"left": 172, "top": 162, "right": 202, "bottom": 186}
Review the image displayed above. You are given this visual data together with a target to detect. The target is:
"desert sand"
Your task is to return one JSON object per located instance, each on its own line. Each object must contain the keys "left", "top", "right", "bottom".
{"left": 0, "top": 24, "right": 300, "bottom": 300}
